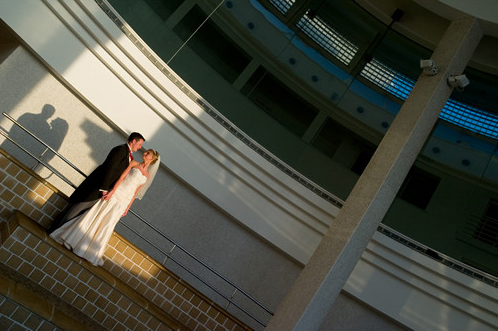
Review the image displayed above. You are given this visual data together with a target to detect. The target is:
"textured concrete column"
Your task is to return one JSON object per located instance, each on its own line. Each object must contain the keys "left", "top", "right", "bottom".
{"left": 266, "top": 17, "right": 482, "bottom": 331}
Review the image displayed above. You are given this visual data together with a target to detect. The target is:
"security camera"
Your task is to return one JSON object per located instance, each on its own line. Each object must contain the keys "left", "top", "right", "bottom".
{"left": 447, "top": 74, "right": 469, "bottom": 90}
{"left": 420, "top": 59, "right": 434, "bottom": 69}
{"left": 420, "top": 59, "right": 438, "bottom": 76}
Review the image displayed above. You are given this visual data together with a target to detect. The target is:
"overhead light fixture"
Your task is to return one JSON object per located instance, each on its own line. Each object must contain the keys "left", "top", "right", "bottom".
{"left": 420, "top": 59, "right": 438, "bottom": 76}
{"left": 447, "top": 74, "right": 470, "bottom": 91}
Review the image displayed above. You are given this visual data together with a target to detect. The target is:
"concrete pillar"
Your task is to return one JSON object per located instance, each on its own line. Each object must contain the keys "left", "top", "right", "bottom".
{"left": 266, "top": 17, "right": 482, "bottom": 331}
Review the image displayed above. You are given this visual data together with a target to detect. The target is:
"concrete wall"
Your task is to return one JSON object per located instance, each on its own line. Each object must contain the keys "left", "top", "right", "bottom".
{"left": 1, "top": 1, "right": 496, "bottom": 330}
{"left": 0, "top": 40, "right": 407, "bottom": 331}
{"left": 0, "top": 43, "right": 301, "bottom": 329}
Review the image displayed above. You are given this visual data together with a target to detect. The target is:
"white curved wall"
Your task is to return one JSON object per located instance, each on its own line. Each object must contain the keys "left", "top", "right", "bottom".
{"left": 418, "top": 0, "right": 498, "bottom": 25}
{"left": 0, "top": 0, "right": 340, "bottom": 265}
{"left": 346, "top": 230, "right": 498, "bottom": 331}
{"left": 1, "top": 1, "right": 496, "bottom": 331}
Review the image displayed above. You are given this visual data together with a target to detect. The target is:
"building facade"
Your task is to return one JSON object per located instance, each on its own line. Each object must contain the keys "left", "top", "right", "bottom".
{"left": 0, "top": 1, "right": 497, "bottom": 330}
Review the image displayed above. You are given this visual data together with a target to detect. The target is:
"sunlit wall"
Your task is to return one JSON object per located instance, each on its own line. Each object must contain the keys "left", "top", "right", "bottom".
{"left": 107, "top": 0, "right": 498, "bottom": 276}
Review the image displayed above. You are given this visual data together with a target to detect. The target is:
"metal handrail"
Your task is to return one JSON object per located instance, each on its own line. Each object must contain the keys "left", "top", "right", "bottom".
{"left": 377, "top": 223, "right": 498, "bottom": 284}
{"left": 2, "top": 112, "right": 87, "bottom": 178}
{"left": 127, "top": 210, "right": 274, "bottom": 316}
{"left": 1, "top": 113, "right": 274, "bottom": 327}
{"left": 0, "top": 128, "right": 77, "bottom": 189}
{"left": 120, "top": 217, "right": 270, "bottom": 327}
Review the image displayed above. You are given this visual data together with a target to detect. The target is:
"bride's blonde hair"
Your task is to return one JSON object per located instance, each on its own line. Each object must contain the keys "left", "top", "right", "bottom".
{"left": 137, "top": 149, "right": 160, "bottom": 200}
{"left": 148, "top": 149, "right": 160, "bottom": 165}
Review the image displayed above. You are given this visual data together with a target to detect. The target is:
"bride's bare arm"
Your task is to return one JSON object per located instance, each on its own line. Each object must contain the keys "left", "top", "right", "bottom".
{"left": 122, "top": 184, "right": 144, "bottom": 216}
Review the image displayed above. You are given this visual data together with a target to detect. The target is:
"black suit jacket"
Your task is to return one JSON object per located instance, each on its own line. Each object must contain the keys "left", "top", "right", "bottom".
{"left": 69, "top": 144, "right": 130, "bottom": 203}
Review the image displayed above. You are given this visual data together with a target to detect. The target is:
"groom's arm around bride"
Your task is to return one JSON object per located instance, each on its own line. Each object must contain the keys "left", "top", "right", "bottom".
{"left": 47, "top": 132, "right": 145, "bottom": 233}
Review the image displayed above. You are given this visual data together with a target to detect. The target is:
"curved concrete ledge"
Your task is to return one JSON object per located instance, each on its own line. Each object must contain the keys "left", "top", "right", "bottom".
{"left": 0, "top": 0, "right": 340, "bottom": 265}
{"left": 345, "top": 230, "right": 498, "bottom": 331}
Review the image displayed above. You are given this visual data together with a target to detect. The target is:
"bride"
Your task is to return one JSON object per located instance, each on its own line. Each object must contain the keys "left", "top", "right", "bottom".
{"left": 50, "top": 149, "right": 160, "bottom": 266}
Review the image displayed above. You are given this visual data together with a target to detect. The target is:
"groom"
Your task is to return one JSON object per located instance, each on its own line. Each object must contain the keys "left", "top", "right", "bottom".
{"left": 48, "top": 132, "right": 145, "bottom": 232}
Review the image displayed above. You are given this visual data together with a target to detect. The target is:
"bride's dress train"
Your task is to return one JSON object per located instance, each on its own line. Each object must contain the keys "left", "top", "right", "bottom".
{"left": 50, "top": 168, "right": 147, "bottom": 266}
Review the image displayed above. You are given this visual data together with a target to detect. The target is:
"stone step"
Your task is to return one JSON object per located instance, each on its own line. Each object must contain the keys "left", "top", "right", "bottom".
{"left": 0, "top": 264, "right": 102, "bottom": 331}
{"left": 0, "top": 149, "right": 252, "bottom": 330}
{"left": 0, "top": 211, "right": 186, "bottom": 331}
{"left": 0, "top": 210, "right": 252, "bottom": 331}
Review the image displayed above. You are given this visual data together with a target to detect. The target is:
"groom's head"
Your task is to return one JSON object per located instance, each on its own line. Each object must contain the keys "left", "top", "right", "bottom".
{"left": 128, "top": 132, "right": 145, "bottom": 152}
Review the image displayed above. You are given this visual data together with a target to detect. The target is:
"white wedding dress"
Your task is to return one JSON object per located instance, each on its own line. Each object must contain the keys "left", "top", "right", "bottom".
{"left": 50, "top": 168, "right": 147, "bottom": 266}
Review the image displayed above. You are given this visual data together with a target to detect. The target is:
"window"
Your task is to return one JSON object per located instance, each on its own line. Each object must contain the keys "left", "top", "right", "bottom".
{"left": 360, "top": 58, "right": 498, "bottom": 139}
{"left": 361, "top": 58, "right": 414, "bottom": 100}
{"left": 311, "top": 119, "right": 345, "bottom": 158}
{"left": 350, "top": 149, "right": 374, "bottom": 175}
{"left": 474, "top": 199, "right": 498, "bottom": 248}
{"left": 144, "top": 0, "right": 183, "bottom": 21}
{"left": 173, "top": 5, "right": 251, "bottom": 83}
{"left": 296, "top": 14, "right": 358, "bottom": 65}
{"left": 398, "top": 167, "right": 440, "bottom": 210}
{"left": 312, "top": 118, "right": 375, "bottom": 175}
{"left": 245, "top": 71, "right": 318, "bottom": 137}
{"left": 268, "top": 0, "right": 295, "bottom": 14}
